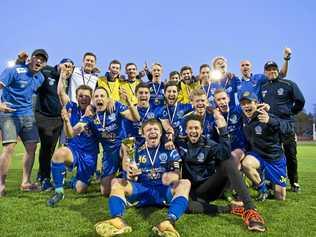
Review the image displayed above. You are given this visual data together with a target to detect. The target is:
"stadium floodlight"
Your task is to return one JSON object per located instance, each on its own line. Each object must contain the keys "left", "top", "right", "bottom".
{"left": 210, "top": 69, "right": 223, "bottom": 82}
{"left": 7, "top": 60, "right": 16, "bottom": 68}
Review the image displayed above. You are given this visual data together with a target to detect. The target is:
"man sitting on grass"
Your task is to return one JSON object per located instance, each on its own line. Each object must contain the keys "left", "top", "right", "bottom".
{"left": 177, "top": 112, "right": 266, "bottom": 232}
{"left": 95, "top": 119, "right": 191, "bottom": 237}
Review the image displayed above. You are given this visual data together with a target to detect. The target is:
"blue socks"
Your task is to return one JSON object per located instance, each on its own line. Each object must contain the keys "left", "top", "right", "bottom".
{"left": 168, "top": 196, "right": 188, "bottom": 221}
{"left": 109, "top": 195, "right": 126, "bottom": 217}
{"left": 51, "top": 162, "right": 66, "bottom": 193}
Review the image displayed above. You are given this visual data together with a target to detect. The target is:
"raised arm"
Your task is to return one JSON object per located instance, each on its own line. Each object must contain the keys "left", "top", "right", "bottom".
{"left": 120, "top": 89, "right": 140, "bottom": 121}
{"left": 57, "top": 64, "right": 71, "bottom": 106}
{"left": 279, "top": 48, "right": 291, "bottom": 78}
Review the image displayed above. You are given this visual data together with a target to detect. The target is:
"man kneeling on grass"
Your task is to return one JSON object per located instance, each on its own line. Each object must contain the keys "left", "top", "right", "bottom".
{"left": 95, "top": 118, "right": 191, "bottom": 237}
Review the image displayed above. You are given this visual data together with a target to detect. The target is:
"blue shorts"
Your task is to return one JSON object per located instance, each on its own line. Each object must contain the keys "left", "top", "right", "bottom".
{"left": 0, "top": 114, "right": 39, "bottom": 144}
{"left": 102, "top": 147, "right": 121, "bottom": 177}
{"left": 127, "top": 182, "right": 173, "bottom": 207}
{"left": 68, "top": 146, "right": 97, "bottom": 185}
{"left": 248, "top": 151, "right": 287, "bottom": 187}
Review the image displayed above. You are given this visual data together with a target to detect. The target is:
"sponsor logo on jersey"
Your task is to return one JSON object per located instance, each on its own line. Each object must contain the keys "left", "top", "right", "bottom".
{"left": 16, "top": 67, "right": 27, "bottom": 74}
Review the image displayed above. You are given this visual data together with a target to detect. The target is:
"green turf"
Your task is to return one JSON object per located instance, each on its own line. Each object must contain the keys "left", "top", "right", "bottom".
{"left": 0, "top": 143, "right": 316, "bottom": 236}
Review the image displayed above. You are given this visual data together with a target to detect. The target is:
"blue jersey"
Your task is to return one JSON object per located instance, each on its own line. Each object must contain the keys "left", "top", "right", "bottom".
{"left": 123, "top": 105, "right": 157, "bottom": 147}
{"left": 82, "top": 101, "right": 128, "bottom": 151}
{"left": 156, "top": 102, "right": 192, "bottom": 136}
{"left": 238, "top": 74, "right": 267, "bottom": 101}
{"left": 135, "top": 144, "right": 181, "bottom": 186}
{"left": 222, "top": 105, "right": 246, "bottom": 150}
{"left": 66, "top": 102, "right": 99, "bottom": 155}
{"left": 180, "top": 111, "right": 216, "bottom": 141}
{"left": 0, "top": 64, "right": 45, "bottom": 116}
{"left": 217, "top": 75, "right": 240, "bottom": 107}
{"left": 148, "top": 81, "right": 165, "bottom": 110}
{"left": 201, "top": 83, "right": 221, "bottom": 108}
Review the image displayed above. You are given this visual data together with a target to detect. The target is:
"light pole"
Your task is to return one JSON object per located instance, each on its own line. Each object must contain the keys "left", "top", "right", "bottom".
{"left": 313, "top": 104, "right": 316, "bottom": 141}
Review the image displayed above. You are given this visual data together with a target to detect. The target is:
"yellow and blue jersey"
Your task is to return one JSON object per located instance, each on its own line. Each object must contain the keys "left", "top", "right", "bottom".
{"left": 65, "top": 102, "right": 99, "bottom": 155}
{"left": 97, "top": 76, "right": 121, "bottom": 101}
{"left": 135, "top": 144, "right": 181, "bottom": 186}
{"left": 177, "top": 81, "right": 201, "bottom": 104}
{"left": 119, "top": 79, "right": 141, "bottom": 105}
{"left": 148, "top": 81, "right": 165, "bottom": 109}
{"left": 81, "top": 101, "right": 128, "bottom": 151}
{"left": 156, "top": 102, "right": 193, "bottom": 136}
{"left": 123, "top": 105, "right": 157, "bottom": 147}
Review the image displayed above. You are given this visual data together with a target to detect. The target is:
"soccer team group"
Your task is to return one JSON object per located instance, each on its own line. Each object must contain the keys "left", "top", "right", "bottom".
{"left": 0, "top": 47, "right": 305, "bottom": 236}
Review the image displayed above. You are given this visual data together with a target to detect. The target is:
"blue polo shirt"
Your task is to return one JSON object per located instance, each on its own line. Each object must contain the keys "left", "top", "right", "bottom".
{"left": 238, "top": 74, "right": 267, "bottom": 101}
{"left": 0, "top": 64, "right": 45, "bottom": 116}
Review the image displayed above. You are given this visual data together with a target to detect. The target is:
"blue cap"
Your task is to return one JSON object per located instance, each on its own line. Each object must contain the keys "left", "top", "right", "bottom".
{"left": 59, "top": 58, "right": 74, "bottom": 65}
{"left": 239, "top": 91, "right": 258, "bottom": 102}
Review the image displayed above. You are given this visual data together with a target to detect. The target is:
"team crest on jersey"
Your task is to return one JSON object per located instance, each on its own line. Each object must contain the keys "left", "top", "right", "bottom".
{"left": 255, "top": 125, "right": 262, "bottom": 135}
{"left": 108, "top": 113, "right": 116, "bottom": 122}
{"left": 147, "top": 112, "right": 155, "bottom": 119}
{"left": 211, "top": 88, "right": 216, "bottom": 94}
{"left": 159, "top": 153, "right": 168, "bottom": 162}
{"left": 229, "top": 114, "right": 238, "bottom": 124}
{"left": 277, "top": 88, "right": 284, "bottom": 96}
{"left": 197, "top": 152, "right": 205, "bottom": 162}
{"left": 261, "top": 90, "right": 267, "bottom": 98}
{"left": 48, "top": 77, "right": 55, "bottom": 86}
{"left": 150, "top": 87, "right": 153, "bottom": 92}
{"left": 226, "top": 87, "right": 232, "bottom": 93}
{"left": 16, "top": 67, "right": 27, "bottom": 74}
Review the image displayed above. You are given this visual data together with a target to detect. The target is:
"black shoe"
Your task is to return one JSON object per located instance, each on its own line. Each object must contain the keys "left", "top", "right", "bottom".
{"left": 41, "top": 179, "right": 54, "bottom": 192}
{"left": 47, "top": 192, "right": 64, "bottom": 207}
{"left": 256, "top": 191, "right": 269, "bottom": 202}
{"left": 291, "top": 183, "right": 301, "bottom": 192}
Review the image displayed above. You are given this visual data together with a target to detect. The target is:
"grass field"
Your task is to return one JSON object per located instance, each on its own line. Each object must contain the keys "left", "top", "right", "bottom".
{"left": 0, "top": 143, "right": 316, "bottom": 237}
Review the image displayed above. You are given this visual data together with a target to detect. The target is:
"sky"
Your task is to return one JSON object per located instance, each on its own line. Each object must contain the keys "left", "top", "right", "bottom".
{"left": 1, "top": 0, "right": 315, "bottom": 113}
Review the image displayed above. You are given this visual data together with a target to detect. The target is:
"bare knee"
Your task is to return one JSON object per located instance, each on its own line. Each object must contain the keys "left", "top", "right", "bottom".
{"left": 52, "top": 147, "right": 70, "bottom": 163}
{"left": 76, "top": 181, "right": 88, "bottom": 193}
{"left": 2, "top": 143, "right": 16, "bottom": 156}
{"left": 24, "top": 143, "right": 37, "bottom": 154}
{"left": 174, "top": 179, "right": 191, "bottom": 197}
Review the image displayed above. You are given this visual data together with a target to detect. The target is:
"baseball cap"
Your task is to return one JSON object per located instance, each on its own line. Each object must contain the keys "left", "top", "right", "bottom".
{"left": 264, "top": 60, "right": 278, "bottom": 70}
{"left": 31, "top": 49, "right": 48, "bottom": 62}
{"left": 59, "top": 58, "right": 74, "bottom": 65}
{"left": 239, "top": 91, "right": 258, "bottom": 102}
